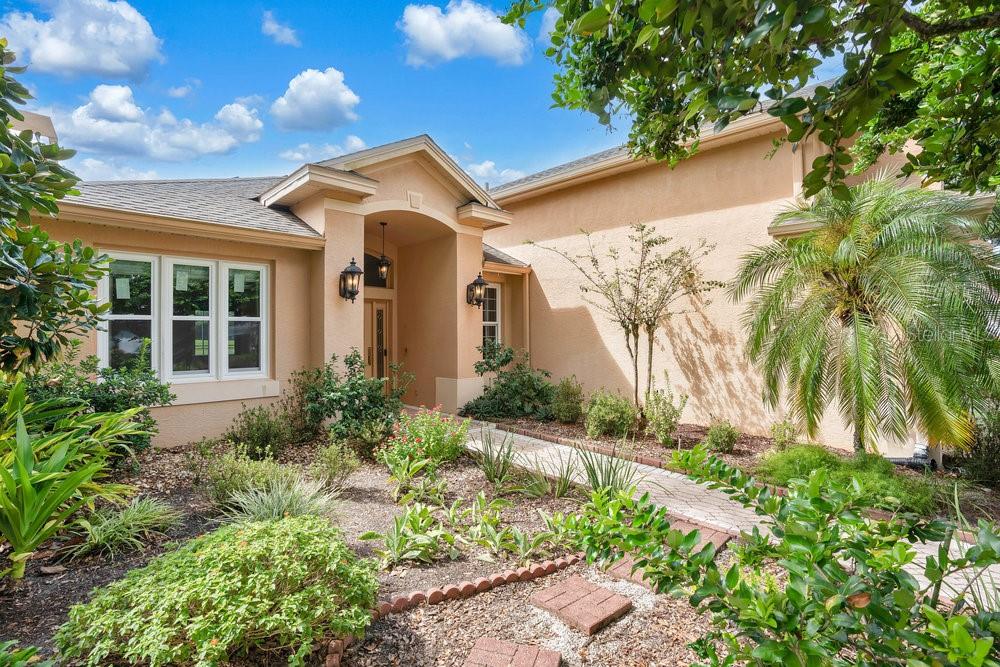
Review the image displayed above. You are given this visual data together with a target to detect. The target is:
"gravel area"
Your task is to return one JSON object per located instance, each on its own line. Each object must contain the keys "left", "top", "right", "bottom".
{"left": 345, "top": 562, "right": 711, "bottom": 666}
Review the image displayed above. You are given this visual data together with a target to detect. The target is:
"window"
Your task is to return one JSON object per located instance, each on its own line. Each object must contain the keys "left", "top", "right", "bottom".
{"left": 482, "top": 283, "right": 500, "bottom": 346}
{"left": 99, "top": 253, "right": 268, "bottom": 382}
{"left": 363, "top": 252, "right": 389, "bottom": 288}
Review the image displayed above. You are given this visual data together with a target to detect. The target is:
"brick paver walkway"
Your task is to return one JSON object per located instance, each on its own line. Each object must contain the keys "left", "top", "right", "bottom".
{"left": 466, "top": 424, "right": 1000, "bottom": 595}
{"left": 463, "top": 638, "right": 560, "bottom": 667}
{"left": 530, "top": 575, "right": 633, "bottom": 635}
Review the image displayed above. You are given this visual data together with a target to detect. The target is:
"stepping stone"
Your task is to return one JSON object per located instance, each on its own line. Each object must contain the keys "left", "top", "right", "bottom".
{"left": 463, "top": 638, "right": 560, "bottom": 666}
{"left": 605, "top": 554, "right": 656, "bottom": 590}
{"left": 666, "top": 515, "right": 735, "bottom": 552}
{"left": 530, "top": 575, "right": 632, "bottom": 635}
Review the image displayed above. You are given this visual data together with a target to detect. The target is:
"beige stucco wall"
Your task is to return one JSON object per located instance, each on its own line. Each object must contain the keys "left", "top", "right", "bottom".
{"left": 487, "top": 131, "right": 914, "bottom": 455}
{"left": 39, "top": 218, "right": 315, "bottom": 448}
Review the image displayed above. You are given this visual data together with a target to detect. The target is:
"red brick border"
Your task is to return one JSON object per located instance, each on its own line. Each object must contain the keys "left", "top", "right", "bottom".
{"left": 370, "top": 553, "right": 584, "bottom": 620}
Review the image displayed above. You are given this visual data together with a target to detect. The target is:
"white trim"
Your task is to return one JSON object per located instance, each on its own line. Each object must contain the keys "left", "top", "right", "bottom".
{"left": 221, "top": 262, "right": 269, "bottom": 379}
{"left": 98, "top": 251, "right": 159, "bottom": 372}
{"left": 164, "top": 257, "right": 216, "bottom": 382}
{"left": 482, "top": 283, "right": 501, "bottom": 345}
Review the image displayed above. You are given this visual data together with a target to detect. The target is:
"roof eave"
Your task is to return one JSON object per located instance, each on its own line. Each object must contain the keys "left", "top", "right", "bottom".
{"left": 258, "top": 164, "right": 378, "bottom": 208}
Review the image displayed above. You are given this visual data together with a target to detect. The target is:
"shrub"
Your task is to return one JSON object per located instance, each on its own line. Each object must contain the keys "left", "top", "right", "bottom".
{"left": 960, "top": 404, "right": 1000, "bottom": 489}
{"left": 551, "top": 376, "right": 584, "bottom": 424}
{"left": 769, "top": 418, "right": 800, "bottom": 451}
{"left": 361, "top": 503, "right": 459, "bottom": 568}
{"left": 55, "top": 517, "right": 378, "bottom": 666}
{"left": 584, "top": 389, "right": 637, "bottom": 438}
{"left": 0, "top": 641, "right": 52, "bottom": 667}
{"left": 757, "top": 444, "right": 943, "bottom": 515}
{"left": 567, "top": 446, "right": 1000, "bottom": 667}
{"left": 26, "top": 341, "right": 174, "bottom": 454}
{"left": 578, "top": 446, "right": 642, "bottom": 492}
{"left": 201, "top": 450, "right": 300, "bottom": 508}
{"left": 644, "top": 386, "right": 687, "bottom": 446}
{"left": 310, "top": 437, "right": 360, "bottom": 490}
{"left": 462, "top": 344, "right": 554, "bottom": 421}
{"left": 223, "top": 477, "right": 338, "bottom": 522}
{"left": 703, "top": 418, "right": 739, "bottom": 453}
{"left": 380, "top": 407, "right": 469, "bottom": 472}
{"left": 224, "top": 402, "right": 293, "bottom": 460}
{"left": 66, "top": 497, "right": 182, "bottom": 560}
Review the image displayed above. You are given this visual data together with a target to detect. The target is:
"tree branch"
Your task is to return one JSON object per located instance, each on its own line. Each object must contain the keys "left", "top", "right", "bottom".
{"left": 900, "top": 10, "right": 1000, "bottom": 39}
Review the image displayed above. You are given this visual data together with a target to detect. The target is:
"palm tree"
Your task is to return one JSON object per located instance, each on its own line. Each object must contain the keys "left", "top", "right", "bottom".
{"left": 731, "top": 178, "right": 999, "bottom": 452}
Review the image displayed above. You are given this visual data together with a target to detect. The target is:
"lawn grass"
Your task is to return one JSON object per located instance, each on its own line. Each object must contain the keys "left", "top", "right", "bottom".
{"left": 756, "top": 444, "right": 946, "bottom": 515}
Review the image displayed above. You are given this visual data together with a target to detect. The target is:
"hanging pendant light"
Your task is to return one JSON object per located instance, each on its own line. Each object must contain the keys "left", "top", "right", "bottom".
{"left": 377, "top": 221, "right": 392, "bottom": 281}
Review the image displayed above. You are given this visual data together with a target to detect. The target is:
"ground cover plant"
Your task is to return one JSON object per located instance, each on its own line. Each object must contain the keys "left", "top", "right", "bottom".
{"left": 54, "top": 516, "right": 379, "bottom": 667}
{"left": 757, "top": 443, "right": 947, "bottom": 515}
{"left": 568, "top": 444, "right": 1000, "bottom": 666}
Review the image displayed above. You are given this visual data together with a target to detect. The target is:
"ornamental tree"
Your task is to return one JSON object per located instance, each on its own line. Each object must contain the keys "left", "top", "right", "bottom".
{"left": 0, "top": 40, "right": 109, "bottom": 371}
{"left": 505, "top": 0, "right": 1000, "bottom": 199}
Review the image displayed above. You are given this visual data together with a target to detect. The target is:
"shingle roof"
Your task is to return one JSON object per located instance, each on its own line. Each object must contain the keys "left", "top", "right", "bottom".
{"left": 483, "top": 242, "right": 528, "bottom": 267}
{"left": 72, "top": 176, "right": 322, "bottom": 238}
{"left": 491, "top": 79, "right": 836, "bottom": 196}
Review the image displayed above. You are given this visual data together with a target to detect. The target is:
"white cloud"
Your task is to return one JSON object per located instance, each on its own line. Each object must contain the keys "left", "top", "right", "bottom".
{"left": 270, "top": 67, "right": 360, "bottom": 131}
{"left": 167, "top": 79, "right": 200, "bottom": 98}
{"left": 538, "top": 7, "right": 559, "bottom": 43}
{"left": 261, "top": 9, "right": 300, "bottom": 47}
{"left": 73, "top": 157, "right": 157, "bottom": 181}
{"left": 465, "top": 159, "right": 525, "bottom": 186}
{"left": 279, "top": 135, "right": 366, "bottom": 162}
{"left": 52, "top": 85, "right": 263, "bottom": 161}
{"left": 399, "top": 0, "right": 531, "bottom": 67}
{"left": 1, "top": 0, "right": 163, "bottom": 79}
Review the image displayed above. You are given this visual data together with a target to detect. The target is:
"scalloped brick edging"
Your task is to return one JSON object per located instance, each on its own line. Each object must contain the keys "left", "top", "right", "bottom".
{"left": 369, "top": 553, "right": 584, "bottom": 621}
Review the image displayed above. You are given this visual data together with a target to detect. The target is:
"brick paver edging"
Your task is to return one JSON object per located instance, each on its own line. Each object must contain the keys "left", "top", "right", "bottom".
{"left": 498, "top": 424, "right": 979, "bottom": 545}
{"left": 370, "top": 553, "right": 585, "bottom": 620}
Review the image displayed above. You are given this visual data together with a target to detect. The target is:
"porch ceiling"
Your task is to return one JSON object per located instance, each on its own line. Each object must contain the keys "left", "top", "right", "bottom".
{"left": 364, "top": 210, "right": 452, "bottom": 246}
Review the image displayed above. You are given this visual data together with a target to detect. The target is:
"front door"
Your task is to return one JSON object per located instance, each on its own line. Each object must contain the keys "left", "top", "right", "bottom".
{"left": 363, "top": 299, "right": 390, "bottom": 379}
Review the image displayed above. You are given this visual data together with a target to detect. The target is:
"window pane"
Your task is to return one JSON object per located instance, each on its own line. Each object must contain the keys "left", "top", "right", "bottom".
{"left": 108, "top": 320, "right": 152, "bottom": 369}
{"left": 228, "top": 321, "right": 261, "bottom": 371}
{"left": 172, "top": 320, "right": 210, "bottom": 373}
{"left": 483, "top": 324, "right": 498, "bottom": 345}
{"left": 228, "top": 268, "right": 261, "bottom": 317}
{"left": 363, "top": 253, "right": 388, "bottom": 288}
{"left": 109, "top": 259, "right": 152, "bottom": 316}
{"left": 173, "top": 264, "right": 211, "bottom": 316}
{"left": 482, "top": 287, "right": 498, "bottom": 323}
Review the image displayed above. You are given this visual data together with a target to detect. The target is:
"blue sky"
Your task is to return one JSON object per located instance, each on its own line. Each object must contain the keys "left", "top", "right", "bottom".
{"left": 3, "top": 0, "right": 626, "bottom": 184}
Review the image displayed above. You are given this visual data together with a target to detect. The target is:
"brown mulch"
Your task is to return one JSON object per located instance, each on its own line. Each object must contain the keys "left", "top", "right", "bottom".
{"left": 497, "top": 418, "right": 774, "bottom": 470}
{"left": 345, "top": 561, "right": 711, "bottom": 667}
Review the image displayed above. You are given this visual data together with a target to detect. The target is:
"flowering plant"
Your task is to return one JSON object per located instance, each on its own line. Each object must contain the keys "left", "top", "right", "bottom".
{"left": 379, "top": 406, "right": 469, "bottom": 473}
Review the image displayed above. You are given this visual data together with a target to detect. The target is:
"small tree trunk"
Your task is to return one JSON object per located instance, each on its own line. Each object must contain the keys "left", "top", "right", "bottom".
{"left": 645, "top": 326, "right": 655, "bottom": 399}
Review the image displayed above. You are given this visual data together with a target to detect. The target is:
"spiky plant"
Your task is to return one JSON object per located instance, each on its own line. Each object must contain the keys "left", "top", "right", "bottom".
{"left": 731, "top": 178, "right": 999, "bottom": 452}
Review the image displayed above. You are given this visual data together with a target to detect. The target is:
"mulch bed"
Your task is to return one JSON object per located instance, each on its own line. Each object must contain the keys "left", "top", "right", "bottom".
{"left": 496, "top": 418, "right": 774, "bottom": 471}
{"left": 0, "top": 442, "right": 582, "bottom": 657}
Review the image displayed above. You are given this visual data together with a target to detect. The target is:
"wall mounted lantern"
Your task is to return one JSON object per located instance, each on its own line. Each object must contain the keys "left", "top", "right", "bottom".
{"left": 466, "top": 272, "right": 488, "bottom": 308}
{"left": 339, "top": 258, "right": 363, "bottom": 302}
{"left": 377, "top": 221, "right": 392, "bottom": 280}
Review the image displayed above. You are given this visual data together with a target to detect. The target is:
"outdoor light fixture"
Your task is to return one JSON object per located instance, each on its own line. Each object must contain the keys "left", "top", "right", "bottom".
{"left": 466, "top": 272, "right": 488, "bottom": 308}
{"left": 377, "top": 221, "right": 391, "bottom": 280}
{"left": 339, "top": 258, "right": 363, "bottom": 302}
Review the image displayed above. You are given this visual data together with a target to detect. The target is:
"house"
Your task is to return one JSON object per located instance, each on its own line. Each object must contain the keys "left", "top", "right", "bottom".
{"left": 31, "top": 111, "right": 993, "bottom": 453}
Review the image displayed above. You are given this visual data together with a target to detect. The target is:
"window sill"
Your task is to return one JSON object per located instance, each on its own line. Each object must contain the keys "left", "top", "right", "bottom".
{"left": 168, "top": 378, "right": 280, "bottom": 406}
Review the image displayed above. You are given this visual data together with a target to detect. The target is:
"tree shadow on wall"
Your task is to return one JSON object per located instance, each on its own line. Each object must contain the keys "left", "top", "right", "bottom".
{"left": 661, "top": 310, "right": 773, "bottom": 434}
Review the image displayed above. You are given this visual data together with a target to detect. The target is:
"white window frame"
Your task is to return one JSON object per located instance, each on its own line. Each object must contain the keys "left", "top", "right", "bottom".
{"left": 97, "top": 251, "right": 159, "bottom": 372}
{"left": 221, "top": 262, "right": 269, "bottom": 378}
{"left": 98, "top": 252, "right": 270, "bottom": 384}
{"left": 482, "top": 283, "right": 501, "bottom": 345}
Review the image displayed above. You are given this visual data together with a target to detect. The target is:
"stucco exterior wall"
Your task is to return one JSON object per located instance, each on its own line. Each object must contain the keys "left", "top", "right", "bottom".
{"left": 39, "top": 218, "right": 315, "bottom": 449}
{"left": 487, "top": 132, "right": 909, "bottom": 454}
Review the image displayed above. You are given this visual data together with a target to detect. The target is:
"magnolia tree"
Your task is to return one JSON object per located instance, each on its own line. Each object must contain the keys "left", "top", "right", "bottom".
{"left": 533, "top": 223, "right": 718, "bottom": 407}
{"left": 0, "top": 41, "right": 108, "bottom": 371}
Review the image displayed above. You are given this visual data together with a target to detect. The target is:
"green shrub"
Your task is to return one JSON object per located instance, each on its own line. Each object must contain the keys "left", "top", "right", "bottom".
{"left": 462, "top": 344, "right": 554, "bottom": 421}
{"left": 960, "top": 404, "right": 1000, "bottom": 490}
{"left": 54, "top": 517, "right": 378, "bottom": 666}
{"left": 202, "top": 450, "right": 300, "bottom": 508}
{"left": 551, "top": 376, "right": 584, "bottom": 424}
{"left": 578, "top": 446, "right": 641, "bottom": 492}
{"left": 223, "top": 477, "right": 338, "bottom": 522}
{"left": 757, "top": 444, "right": 943, "bottom": 515}
{"left": 584, "top": 389, "right": 637, "bottom": 438}
{"left": 703, "top": 418, "right": 739, "bottom": 453}
{"left": 644, "top": 386, "right": 687, "bottom": 446}
{"left": 361, "top": 503, "right": 459, "bottom": 568}
{"left": 67, "top": 497, "right": 182, "bottom": 560}
{"left": 0, "top": 641, "right": 52, "bottom": 667}
{"left": 310, "top": 437, "right": 360, "bottom": 490}
{"left": 381, "top": 407, "right": 469, "bottom": 472}
{"left": 567, "top": 446, "right": 1000, "bottom": 667}
{"left": 26, "top": 341, "right": 174, "bottom": 454}
{"left": 224, "top": 402, "right": 293, "bottom": 460}
{"left": 769, "top": 418, "right": 800, "bottom": 451}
